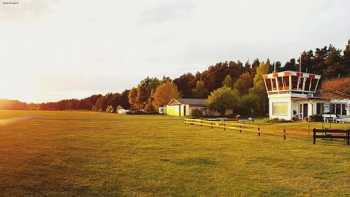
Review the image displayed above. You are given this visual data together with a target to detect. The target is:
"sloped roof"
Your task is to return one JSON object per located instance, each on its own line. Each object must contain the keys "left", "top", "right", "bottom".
{"left": 320, "top": 77, "right": 350, "bottom": 100}
{"left": 168, "top": 98, "right": 208, "bottom": 106}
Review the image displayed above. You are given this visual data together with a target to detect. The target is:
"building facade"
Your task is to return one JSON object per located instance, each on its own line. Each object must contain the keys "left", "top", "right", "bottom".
{"left": 165, "top": 98, "right": 208, "bottom": 116}
{"left": 264, "top": 71, "right": 350, "bottom": 121}
{"left": 264, "top": 71, "right": 322, "bottom": 120}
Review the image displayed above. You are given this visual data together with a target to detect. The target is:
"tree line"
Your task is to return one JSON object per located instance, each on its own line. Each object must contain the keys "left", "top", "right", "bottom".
{"left": 2, "top": 40, "right": 350, "bottom": 114}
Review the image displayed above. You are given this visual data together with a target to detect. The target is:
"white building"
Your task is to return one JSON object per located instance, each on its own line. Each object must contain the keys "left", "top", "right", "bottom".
{"left": 165, "top": 98, "right": 208, "bottom": 116}
{"left": 116, "top": 105, "right": 129, "bottom": 114}
{"left": 263, "top": 71, "right": 350, "bottom": 121}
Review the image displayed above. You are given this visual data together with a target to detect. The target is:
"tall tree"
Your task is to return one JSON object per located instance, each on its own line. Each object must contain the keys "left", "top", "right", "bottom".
{"left": 249, "top": 62, "right": 270, "bottom": 115}
{"left": 208, "top": 87, "right": 239, "bottom": 116}
{"left": 153, "top": 81, "right": 180, "bottom": 108}
{"left": 120, "top": 90, "right": 130, "bottom": 109}
{"left": 239, "top": 93, "right": 258, "bottom": 116}
{"left": 343, "top": 40, "right": 350, "bottom": 76}
{"left": 284, "top": 58, "right": 297, "bottom": 71}
{"left": 128, "top": 88, "right": 138, "bottom": 110}
{"left": 135, "top": 77, "right": 161, "bottom": 109}
{"left": 94, "top": 96, "right": 108, "bottom": 111}
{"left": 222, "top": 75, "right": 234, "bottom": 89}
{"left": 234, "top": 72, "right": 253, "bottom": 95}
{"left": 192, "top": 80, "right": 209, "bottom": 98}
{"left": 324, "top": 45, "right": 344, "bottom": 78}
{"left": 173, "top": 73, "right": 196, "bottom": 97}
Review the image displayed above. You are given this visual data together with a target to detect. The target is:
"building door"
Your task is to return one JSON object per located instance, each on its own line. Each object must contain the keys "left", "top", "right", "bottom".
{"left": 183, "top": 105, "right": 186, "bottom": 116}
{"left": 316, "top": 103, "right": 324, "bottom": 114}
{"left": 303, "top": 104, "right": 308, "bottom": 119}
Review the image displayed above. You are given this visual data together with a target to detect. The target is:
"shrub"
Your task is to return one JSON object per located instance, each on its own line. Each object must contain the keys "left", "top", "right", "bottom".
{"left": 309, "top": 115, "right": 323, "bottom": 122}
{"left": 208, "top": 87, "right": 239, "bottom": 115}
{"left": 106, "top": 105, "right": 114, "bottom": 113}
{"left": 191, "top": 109, "right": 203, "bottom": 118}
{"left": 267, "top": 118, "right": 291, "bottom": 123}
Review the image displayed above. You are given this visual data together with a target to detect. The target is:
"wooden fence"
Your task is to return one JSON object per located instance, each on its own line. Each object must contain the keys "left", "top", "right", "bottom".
{"left": 184, "top": 118, "right": 293, "bottom": 140}
{"left": 184, "top": 118, "right": 262, "bottom": 135}
{"left": 185, "top": 118, "right": 350, "bottom": 145}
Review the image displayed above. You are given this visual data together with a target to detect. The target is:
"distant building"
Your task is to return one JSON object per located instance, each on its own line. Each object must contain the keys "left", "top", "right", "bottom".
{"left": 116, "top": 105, "right": 129, "bottom": 114}
{"left": 158, "top": 106, "right": 166, "bottom": 114}
{"left": 319, "top": 78, "right": 350, "bottom": 118}
{"left": 263, "top": 71, "right": 350, "bottom": 121}
{"left": 165, "top": 98, "right": 208, "bottom": 116}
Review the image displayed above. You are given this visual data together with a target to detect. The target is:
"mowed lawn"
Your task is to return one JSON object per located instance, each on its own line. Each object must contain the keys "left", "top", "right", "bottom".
{"left": 1, "top": 111, "right": 350, "bottom": 196}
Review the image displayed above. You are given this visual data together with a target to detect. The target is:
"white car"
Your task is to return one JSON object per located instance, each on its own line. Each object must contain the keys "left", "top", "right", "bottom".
{"left": 336, "top": 116, "right": 350, "bottom": 123}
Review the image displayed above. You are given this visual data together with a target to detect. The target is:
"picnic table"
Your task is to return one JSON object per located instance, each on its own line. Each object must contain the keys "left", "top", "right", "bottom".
{"left": 322, "top": 114, "right": 337, "bottom": 123}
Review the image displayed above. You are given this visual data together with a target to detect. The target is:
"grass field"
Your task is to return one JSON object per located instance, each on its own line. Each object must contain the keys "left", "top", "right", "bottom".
{"left": 1, "top": 110, "right": 350, "bottom": 196}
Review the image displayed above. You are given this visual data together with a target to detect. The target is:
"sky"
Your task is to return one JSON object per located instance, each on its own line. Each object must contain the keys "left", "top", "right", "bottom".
{"left": 0, "top": 0, "right": 349, "bottom": 103}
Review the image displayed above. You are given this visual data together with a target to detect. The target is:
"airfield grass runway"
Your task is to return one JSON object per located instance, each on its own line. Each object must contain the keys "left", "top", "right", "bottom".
{"left": 0, "top": 110, "right": 350, "bottom": 196}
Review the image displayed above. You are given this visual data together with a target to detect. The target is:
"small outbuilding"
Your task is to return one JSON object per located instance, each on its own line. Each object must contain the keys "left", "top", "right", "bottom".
{"left": 116, "top": 105, "right": 129, "bottom": 114}
{"left": 165, "top": 98, "right": 208, "bottom": 116}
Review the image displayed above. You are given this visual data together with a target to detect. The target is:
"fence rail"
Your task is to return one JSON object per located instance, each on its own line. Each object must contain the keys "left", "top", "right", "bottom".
{"left": 184, "top": 118, "right": 258, "bottom": 133}
{"left": 184, "top": 118, "right": 350, "bottom": 145}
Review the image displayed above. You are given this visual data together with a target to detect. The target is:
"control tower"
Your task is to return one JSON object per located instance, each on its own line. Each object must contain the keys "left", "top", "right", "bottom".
{"left": 263, "top": 71, "right": 322, "bottom": 120}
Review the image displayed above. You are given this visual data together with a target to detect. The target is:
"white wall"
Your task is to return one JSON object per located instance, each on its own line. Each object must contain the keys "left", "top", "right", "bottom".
{"left": 268, "top": 93, "right": 328, "bottom": 120}
{"left": 269, "top": 94, "right": 292, "bottom": 120}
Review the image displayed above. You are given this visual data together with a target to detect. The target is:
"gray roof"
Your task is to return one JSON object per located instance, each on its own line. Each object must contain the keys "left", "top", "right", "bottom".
{"left": 177, "top": 98, "right": 208, "bottom": 106}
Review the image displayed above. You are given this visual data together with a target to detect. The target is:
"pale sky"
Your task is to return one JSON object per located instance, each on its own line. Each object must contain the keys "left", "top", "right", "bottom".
{"left": 0, "top": 0, "right": 349, "bottom": 103}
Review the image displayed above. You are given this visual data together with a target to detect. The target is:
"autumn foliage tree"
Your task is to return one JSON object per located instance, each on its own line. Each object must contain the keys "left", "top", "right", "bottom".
{"left": 222, "top": 75, "right": 234, "bottom": 89}
{"left": 234, "top": 72, "right": 253, "bottom": 95}
{"left": 128, "top": 88, "right": 138, "bottom": 110}
{"left": 153, "top": 81, "right": 180, "bottom": 108}
{"left": 9, "top": 39, "right": 350, "bottom": 115}
{"left": 192, "top": 80, "right": 209, "bottom": 98}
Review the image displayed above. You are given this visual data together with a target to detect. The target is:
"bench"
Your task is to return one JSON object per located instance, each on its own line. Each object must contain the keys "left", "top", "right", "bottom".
{"left": 313, "top": 128, "right": 350, "bottom": 145}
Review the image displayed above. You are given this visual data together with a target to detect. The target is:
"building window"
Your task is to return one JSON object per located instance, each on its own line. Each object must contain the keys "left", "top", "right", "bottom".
{"left": 304, "top": 78, "right": 311, "bottom": 91}
{"left": 272, "top": 102, "right": 288, "bottom": 116}
{"left": 291, "top": 76, "right": 298, "bottom": 90}
{"left": 271, "top": 79, "right": 277, "bottom": 90}
{"left": 283, "top": 76, "right": 289, "bottom": 90}
{"left": 277, "top": 77, "right": 283, "bottom": 90}
{"left": 298, "top": 77, "right": 304, "bottom": 90}
{"left": 342, "top": 104, "right": 346, "bottom": 115}
{"left": 310, "top": 79, "right": 318, "bottom": 91}
{"left": 265, "top": 79, "right": 272, "bottom": 91}
{"left": 330, "top": 104, "right": 335, "bottom": 114}
{"left": 316, "top": 103, "right": 324, "bottom": 114}
{"left": 336, "top": 104, "right": 341, "bottom": 115}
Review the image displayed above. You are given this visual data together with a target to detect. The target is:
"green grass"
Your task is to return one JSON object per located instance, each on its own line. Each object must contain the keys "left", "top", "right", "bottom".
{"left": 0, "top": 110, "right": 350, "bottom": 196}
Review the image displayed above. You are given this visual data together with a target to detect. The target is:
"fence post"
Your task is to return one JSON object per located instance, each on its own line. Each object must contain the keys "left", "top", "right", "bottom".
{"left": 240, "top": 125, "right": 242, "bottom": 133}
{"left": 313, "top": 128, "right": 316, "bottom": 144}
{"left": 283, "top": 129, "right": 286, "bottom": 140}
{"left": 257, "top": 128, "right": 261, "bottom": 136}
{"left": 223, "top": 120, "right": 226, "bottom": 131}
{"left": 347, "top": 130, "right": 350, "bottom": 145}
